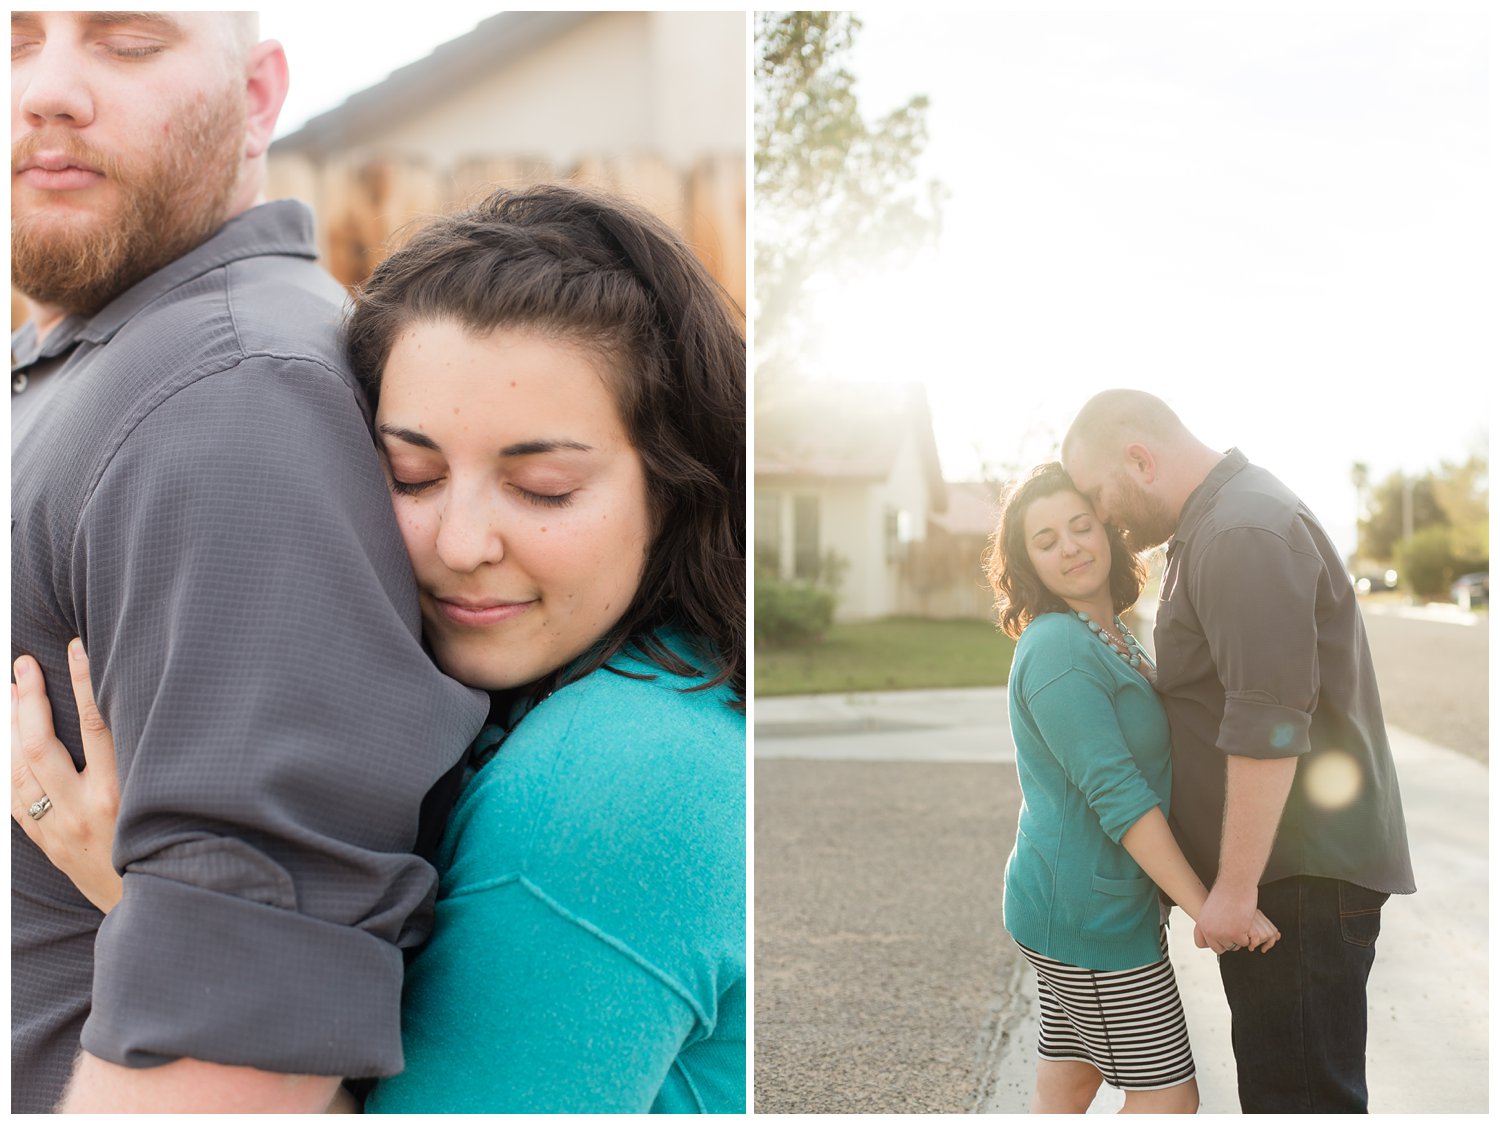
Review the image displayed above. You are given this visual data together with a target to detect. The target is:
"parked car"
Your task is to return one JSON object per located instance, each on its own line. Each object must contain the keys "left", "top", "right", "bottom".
{"left": 1451, "top": 571, "right": 1489, "bottom": 609}
{"left": 1352, "top": 568, "right": 1399, "bottom": 595}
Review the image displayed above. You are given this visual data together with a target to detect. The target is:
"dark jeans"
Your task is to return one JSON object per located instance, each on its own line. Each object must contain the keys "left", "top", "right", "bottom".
{"left": 1217, "top": 875, "right": 1388, "bottom": 1113}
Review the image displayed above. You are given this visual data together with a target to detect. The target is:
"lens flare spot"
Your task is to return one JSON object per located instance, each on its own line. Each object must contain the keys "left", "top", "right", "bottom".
{"left": 1304, "top": 750, "right": 1362, "bottom": 811}
{"left": 1270, "top": 723, "right": 1298, "bottom": 750}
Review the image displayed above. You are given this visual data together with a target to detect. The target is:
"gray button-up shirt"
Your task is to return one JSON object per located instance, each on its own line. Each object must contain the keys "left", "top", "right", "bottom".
{"left": 12, "top": 201, "right": 489, "bottom": 1112}
{"left": 1154, "top": 449, "right": 1415, "bottom": 895}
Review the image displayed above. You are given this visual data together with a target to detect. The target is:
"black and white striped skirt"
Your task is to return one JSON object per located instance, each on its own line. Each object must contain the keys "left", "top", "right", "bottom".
{"left": 1015, "top": 928, "right": 1195, "bottom": 1091}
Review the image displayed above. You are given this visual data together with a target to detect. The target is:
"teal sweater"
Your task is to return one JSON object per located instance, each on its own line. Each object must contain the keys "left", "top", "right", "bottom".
{"left": 1002, "top": 611, "right": 1172, "bottom": 971}
{"left": 366, "top": 640, "right": 745, "bottom": 1113}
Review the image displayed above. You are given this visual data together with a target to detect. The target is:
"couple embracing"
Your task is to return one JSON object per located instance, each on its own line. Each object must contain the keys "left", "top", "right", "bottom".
{"left": 12, "top": 10, "right": 743, "bottom": 1114}
{"left": 986, "top": 390, "right": 1414, "bottom": 1113}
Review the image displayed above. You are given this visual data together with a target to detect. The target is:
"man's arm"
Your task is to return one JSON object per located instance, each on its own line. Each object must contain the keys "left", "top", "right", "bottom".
{"left": 61, "top": 1054, "right": 341, "bottom": 1114}
{"left": 1194, "top": 755, "right": 1297, "bottom": 953}
{"left": 1189, "top": 521, "right": 1325, "bottom": 952}
{"left": 72, "top": 361, "right": 487, "bottom": 1099}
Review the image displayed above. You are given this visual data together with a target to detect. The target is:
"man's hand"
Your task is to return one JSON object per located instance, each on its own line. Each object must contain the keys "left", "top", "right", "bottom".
{"left": 1192, "top": 881, "right": 1260, "bottom": 955}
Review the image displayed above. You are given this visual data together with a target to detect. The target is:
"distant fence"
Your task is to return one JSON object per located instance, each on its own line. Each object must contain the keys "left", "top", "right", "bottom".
{"left": 895, "top": 530, "right": 997, "bottom": 621}
{"left": 266, "top": 151, "right": 746, "bottom": 313}
{"left": 9, "top": 152, "right": 744, "bottom": 335}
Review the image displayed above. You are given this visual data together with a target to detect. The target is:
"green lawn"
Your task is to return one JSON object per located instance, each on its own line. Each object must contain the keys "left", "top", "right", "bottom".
{"left": 756, "top": 616, "right": 1015, "bottom": 696}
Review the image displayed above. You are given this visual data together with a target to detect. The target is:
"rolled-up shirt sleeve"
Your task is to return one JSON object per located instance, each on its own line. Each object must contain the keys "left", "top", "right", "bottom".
{"left": 1026, "top": 668, "right": 1162, "bottom": 844}
{"left": 73, "top": 358, "right": 488, "bottom": 1076}
{"left": 1190, "top": 524, "right": 1323, "bottom": 761}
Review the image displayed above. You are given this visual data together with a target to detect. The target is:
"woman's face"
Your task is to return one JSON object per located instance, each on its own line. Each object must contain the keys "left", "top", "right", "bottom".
{"left": 1021, "top": 488, "right": 1113, "bottom": 607}
{"left": 375, "top": 319, "right": 652, "bottom": 691}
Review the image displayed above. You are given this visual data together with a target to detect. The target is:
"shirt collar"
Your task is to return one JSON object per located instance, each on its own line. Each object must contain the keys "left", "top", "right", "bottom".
{"left": 10, "top": 199, "right": 319, "bottom": 368}
{"left": 1168, "top": 447, "right": 1248, "bottom": 554}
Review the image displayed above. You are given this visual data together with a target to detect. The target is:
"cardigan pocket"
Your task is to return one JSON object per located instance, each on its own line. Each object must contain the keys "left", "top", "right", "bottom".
{"left": 1079, "top": 873, "right": 1155, "bottom": 942}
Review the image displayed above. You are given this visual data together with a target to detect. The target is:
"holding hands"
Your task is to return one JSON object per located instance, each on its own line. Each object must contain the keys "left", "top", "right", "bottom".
{"left": 11, "top": 640, "right": 124, "bottom": 914}
{"left": 1193, "top": 880, "right": 1280, "bottom": 955}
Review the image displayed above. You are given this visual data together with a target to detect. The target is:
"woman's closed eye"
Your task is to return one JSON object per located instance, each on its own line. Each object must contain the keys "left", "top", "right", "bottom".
{"left": 513, "top": 486, "right": 576, "bottom": 509}
{"left": 390, "top": 476, "right": 443, "bottom": 497}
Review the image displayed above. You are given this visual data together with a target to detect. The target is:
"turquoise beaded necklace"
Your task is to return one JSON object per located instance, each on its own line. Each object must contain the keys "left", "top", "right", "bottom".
{"left": 1076, "top": 611, "right": 1156, "bottom": 677}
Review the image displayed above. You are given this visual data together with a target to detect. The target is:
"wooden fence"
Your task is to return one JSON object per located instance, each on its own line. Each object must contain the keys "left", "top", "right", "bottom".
{"left": 10, "top": 152, "right": 744, "bottom": 335}
{"left": 266, "top": 151, "right": 746, "bottom": 313}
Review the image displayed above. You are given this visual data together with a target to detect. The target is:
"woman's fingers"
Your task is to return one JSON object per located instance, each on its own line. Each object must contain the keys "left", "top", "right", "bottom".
{"left": 67, "top": 641, "right": 117, "bottom": 793}
{"left": 11, "top": 683, "right": 50, "bottom": 836}
{"left": 12, "top": 656, "right": 80, "bottom": 799}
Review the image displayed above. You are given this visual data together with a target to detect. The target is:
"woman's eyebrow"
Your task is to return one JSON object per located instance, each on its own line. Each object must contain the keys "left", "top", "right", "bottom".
{"left": 377, "top": 424, "right": 438, "bottom": 451}
{"left": 500, "top": 439, "right": 594, "bottom": 457}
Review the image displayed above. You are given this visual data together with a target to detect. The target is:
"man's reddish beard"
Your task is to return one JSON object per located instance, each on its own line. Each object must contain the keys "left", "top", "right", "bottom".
{"left": 1112, "top": 471, "right": 1178, "bottom": 552}
{"left": 11, "top": 85, "right": 247, "bottom": 318}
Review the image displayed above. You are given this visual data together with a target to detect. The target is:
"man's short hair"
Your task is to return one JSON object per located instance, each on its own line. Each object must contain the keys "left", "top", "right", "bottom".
{"left": 1062, "top": 388, "right": 1187, "bottom": 462}
{"left": 223, "top": 12, "right": 258, "bottom": 58}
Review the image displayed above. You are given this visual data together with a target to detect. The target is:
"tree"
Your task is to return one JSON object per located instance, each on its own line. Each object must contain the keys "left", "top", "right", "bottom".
{"left": 1355, "top": 450, "right": 1488, "bottom": 595}
{"left": 1357, "top": 471, "right": 1444, "bottom": 562}
{"left": 1431, "top": 452, "right": 1489, "bottom": 564}
{"left": 754, "top": 12, "right": 943, "bottom": 380}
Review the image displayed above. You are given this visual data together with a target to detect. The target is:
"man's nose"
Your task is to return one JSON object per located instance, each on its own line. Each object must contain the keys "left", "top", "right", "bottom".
{"left": 16, "top": 39, "right": 97, "bottom": 130}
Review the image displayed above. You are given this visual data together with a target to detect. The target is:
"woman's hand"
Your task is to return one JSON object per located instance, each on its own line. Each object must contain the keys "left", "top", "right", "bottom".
{"left": 1244, "top": 909, "right": 1280, "bottom": 953}
{"left": 11, "top": 639, "right": 124, "bottom": 913}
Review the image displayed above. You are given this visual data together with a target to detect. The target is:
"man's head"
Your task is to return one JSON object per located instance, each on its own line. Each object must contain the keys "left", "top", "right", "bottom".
{"left": 11, "top": 12, "right": 288, "bottom": 321}
{"left": 1061, "top": 389, "right": 1199, "bottom": 552}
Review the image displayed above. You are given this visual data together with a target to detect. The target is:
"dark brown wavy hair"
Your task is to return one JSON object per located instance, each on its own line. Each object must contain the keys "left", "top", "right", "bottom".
{"left": 983, "top": 462, "right": 1145, "bottom": 641}
{"left": 344, "top": 183, "right": 745, "bottom": 710}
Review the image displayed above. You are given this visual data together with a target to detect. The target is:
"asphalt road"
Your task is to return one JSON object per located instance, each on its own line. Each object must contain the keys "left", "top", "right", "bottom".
{"left": 753, "top": 602, "right": 1489, "bottom": 1113}
{"left": 1360, "top": 606, "right": 1488, "bottom": 762}
{"left": 754, "top": 760, "right": 1020, "bottom": 1114}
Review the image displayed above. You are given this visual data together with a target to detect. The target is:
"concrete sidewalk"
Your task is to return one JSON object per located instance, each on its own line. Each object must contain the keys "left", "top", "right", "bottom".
{"left": 754, "top": 688, "right": 1488, "bottom": 1114}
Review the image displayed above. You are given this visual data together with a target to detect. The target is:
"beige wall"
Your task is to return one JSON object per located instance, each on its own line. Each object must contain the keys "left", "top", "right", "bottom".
{"left": 758, "top": 434, "right": 935, "bottom": 623}
{"left": 329, "top": 12, "right": 744, "bottom": 174}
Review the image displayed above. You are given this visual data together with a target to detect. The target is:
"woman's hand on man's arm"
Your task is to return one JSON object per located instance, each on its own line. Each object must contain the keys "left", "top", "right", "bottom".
{"left": 11, "top": 640, "right": 124, "bottom": 914}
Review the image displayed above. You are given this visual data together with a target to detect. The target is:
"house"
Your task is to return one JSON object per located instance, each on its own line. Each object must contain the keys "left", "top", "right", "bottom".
{"left": 756, "top": 379, "right": 947, "bottom": 622}
{"left": 266, "top": 11, "right": 745, "bottom": 302}
{"left": 898, "top": 480, "right": 1004, "bottom": 621}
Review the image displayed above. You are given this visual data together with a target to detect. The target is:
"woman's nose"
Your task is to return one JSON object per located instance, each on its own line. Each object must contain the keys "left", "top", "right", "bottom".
{"left": 434, "top": 488, "right": 505, "bottom": 573}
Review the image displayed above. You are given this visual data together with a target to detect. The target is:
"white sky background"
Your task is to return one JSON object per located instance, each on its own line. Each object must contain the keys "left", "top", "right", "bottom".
{"left": 258, "top": 5, "right": 504, "bottom": 139}
{"left": 799, "top": 6, "right": 1492, "bottom": 560}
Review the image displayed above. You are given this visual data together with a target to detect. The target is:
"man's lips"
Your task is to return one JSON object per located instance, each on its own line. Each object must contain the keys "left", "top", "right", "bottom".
{"left": 429, "top": 596, "right": 536, "bottom": 628}
{"left": 15, "top": 151, "right": 106, "bottom": 191}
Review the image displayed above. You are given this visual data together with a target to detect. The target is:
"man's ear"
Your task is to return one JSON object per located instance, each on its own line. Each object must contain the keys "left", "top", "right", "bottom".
{"left": 242, "top": 40, "right": 289, "bottom": 161}
{"left": 1124, "top": 441, "right": 1158, "bottom": 484}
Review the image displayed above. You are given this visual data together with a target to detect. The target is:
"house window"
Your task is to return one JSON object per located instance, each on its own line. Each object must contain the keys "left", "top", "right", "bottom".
{"left": 885, "top": 507, "right": 913, "bottom": 562}
{"left": 754, "top": 491, "right": 782, "bottom": 575}
{"left": 793, "top": 495, "right": 820, "bottom": 580}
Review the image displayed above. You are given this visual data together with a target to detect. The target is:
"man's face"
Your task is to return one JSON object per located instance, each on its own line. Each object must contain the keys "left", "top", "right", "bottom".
{"left": 1064, "top": 444, "right": 1178, "bottom": 552}
{"left": 11, "top": 12, "right": 248, "bottom": 316}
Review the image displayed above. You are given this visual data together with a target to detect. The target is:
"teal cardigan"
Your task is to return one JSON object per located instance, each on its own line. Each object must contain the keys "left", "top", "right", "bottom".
{"left": 366, "top": 638, "right": 745, "bottom": 1113}
{"left": 1002, "top": 611, "right": 1173, "bottom": 971}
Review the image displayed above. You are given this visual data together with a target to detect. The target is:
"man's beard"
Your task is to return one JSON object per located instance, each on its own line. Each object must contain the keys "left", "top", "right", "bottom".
{"left": 1113, "top": 472, "right": 1178, "bottom": 553}
{"left": 12, "top": 87, "right": 247, "bottom": 319}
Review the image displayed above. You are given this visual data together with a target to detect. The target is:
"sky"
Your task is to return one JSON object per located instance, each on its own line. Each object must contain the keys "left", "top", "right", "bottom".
{"left": 259, "top": 5, "right": 505, "bottom": 139}
{"left": 792, "top": 6, "right": 1492, "bottom": 561}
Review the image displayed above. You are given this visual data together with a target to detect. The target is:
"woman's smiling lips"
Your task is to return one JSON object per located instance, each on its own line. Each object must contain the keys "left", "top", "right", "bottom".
{"left": 430, "top": 596, "right": 536, "bottom": 628}
{"left": 1063, "top": 558, "right": 1094, "bottom": 575}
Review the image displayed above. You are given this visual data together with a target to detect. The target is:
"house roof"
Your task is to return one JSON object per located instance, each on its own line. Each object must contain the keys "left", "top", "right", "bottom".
{"left": 755, "top": 378, "right": 948, "bottom": 513}
{"left": 270, "top": 11, "right": 595, "bottom": 159}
